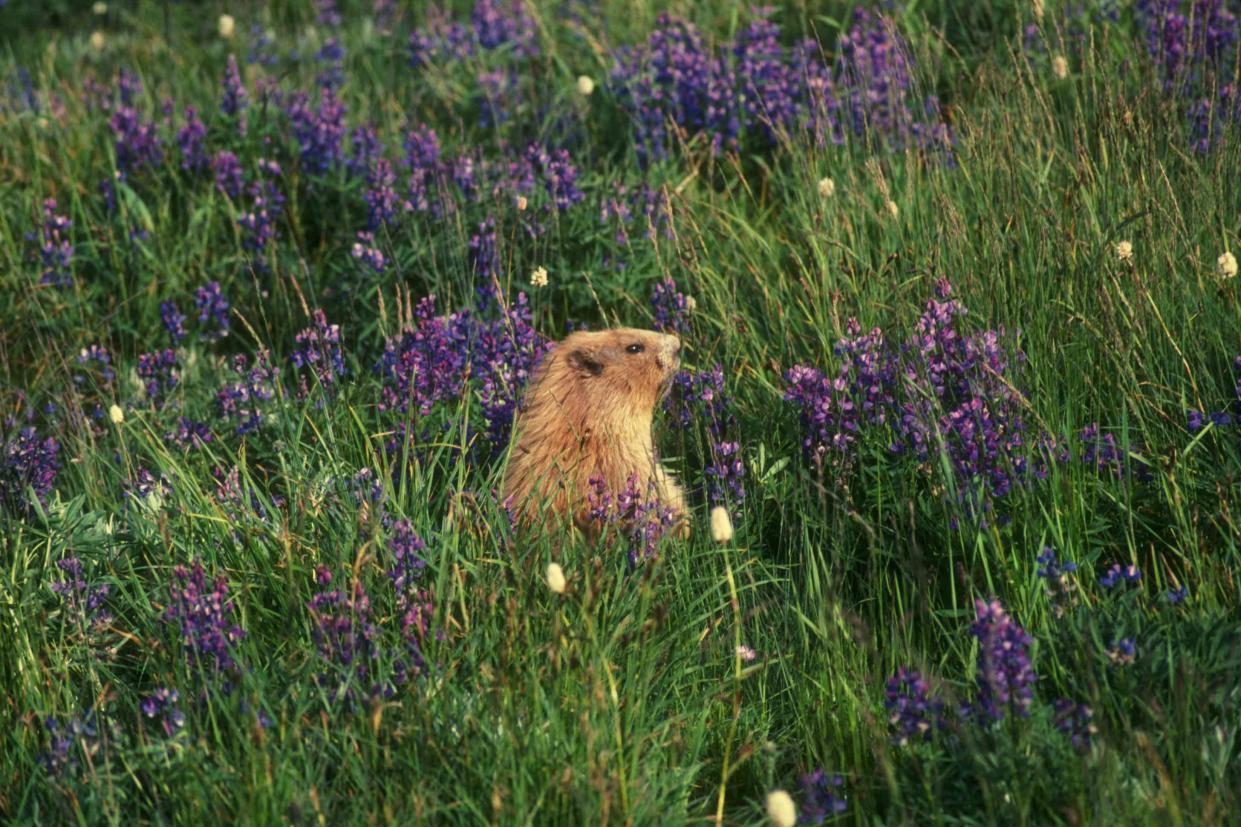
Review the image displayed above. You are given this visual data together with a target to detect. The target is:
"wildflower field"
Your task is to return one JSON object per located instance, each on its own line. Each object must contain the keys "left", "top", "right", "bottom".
{"left": 2, "top": 0, "right": 1240, "bottom": 823}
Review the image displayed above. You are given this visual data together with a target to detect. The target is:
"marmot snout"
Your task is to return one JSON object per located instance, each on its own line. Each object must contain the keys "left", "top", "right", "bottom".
{"left": 502, "top": 327, "right": 688, "bottom": 535}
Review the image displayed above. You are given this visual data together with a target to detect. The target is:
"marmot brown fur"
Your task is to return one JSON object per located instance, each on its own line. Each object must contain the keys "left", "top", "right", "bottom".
{"left": 502, "top": 327, "right": 688, "bottom": 536}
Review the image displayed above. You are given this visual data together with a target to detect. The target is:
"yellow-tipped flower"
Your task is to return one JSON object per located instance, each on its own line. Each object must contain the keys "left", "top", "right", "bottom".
{"left": 1115, "top": 240, "right": 1134, "bottom": 263}
{"left": 219, "top": 14, "right": 236, "bottom": 39}
{"left": 1052, "top": 55, "right": 1069, "bottom": 79}
{"left": 817, "top": 177, "right": 835, "bottom": 199}
{"left": 530, "top": 266, "right": 549, "bottom": 288}
{"left": 576, "top": 75, "right": 595, "bottom": 96}
{"left": 109, "top": 404, "right": 124, "bottom": 425}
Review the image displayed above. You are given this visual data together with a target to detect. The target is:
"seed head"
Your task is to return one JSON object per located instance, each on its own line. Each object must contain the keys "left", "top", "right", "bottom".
{"left": 1115, "top": 240, "right": 1133, "bottom": 262}
{"left": 817, "top": 177, "right": 835, "bottom": 199}
{"left": 108, "top": 404, "right": 124, "bottom": 425}
{"left": 530, "top": 266, "right": 549, "bottom": 288}
{"left": 885, "top": 199, "right": 899, "bottom": 219}
{"left": 1052, "top": 55, "right": 1068, "bottom": 79}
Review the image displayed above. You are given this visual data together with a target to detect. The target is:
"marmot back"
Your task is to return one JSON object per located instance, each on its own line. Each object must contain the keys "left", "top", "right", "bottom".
{"left": 502, "top": 327, "right": 687, "bottom": 535}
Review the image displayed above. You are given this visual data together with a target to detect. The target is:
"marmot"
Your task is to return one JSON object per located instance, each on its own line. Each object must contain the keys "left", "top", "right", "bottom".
{"left": 502, "top": 327, "right": 688, "bottom": 536}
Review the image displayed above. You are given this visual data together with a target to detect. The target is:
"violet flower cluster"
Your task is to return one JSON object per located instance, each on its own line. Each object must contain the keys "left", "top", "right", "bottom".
{"left": 884, "top": 667, "right": 942, "bottom": 746}
{"left": 1052, "top": 699, "right": 1097, "bottom": 751}
{"left": 137, "top": 349, "right": 179, "bottom": 407}
{"left": 407, "top": 1, "right": 538, "bottom": 69}
{"left": 50, "top": 556, "right": 113, "bottom": 631}
{"left": 140, "top": 688, "right": 185, "bottom": 737}
{"left": 968, "top": 597, "right": 1036, "bottom": 721}
{"left": 785, "top": 281, "right": 1041, "bottom": 519}
{"left": 1187, "top": 355, "right": 1241, "bottom": 430}
{"left": 586, "top": 473, "right": 681, "bottom": 566}
{"left": 162, "top": 560, "right": 246, "bottom": 689}
{"left": 292, "top": 309, "right": 347, "bottom": 394}
{"left": 609, "top": 8, "right": 951, "bottom": 164}
{"left": 386, "top": 519, "right": 434, "bottom": 682}
{"left": 37, "top": 198, "right": 74, "bottom": 287}
{"left": 1, "top": 426, "right": 60, "bottom": 515}
{"left": 216, "top": 350, "right": 281, "bottom": 436}
{"left": 307, "top": 566, "right": 396, "bottom": 707}
{"left": 40, "top": 712, "right": 102, "bottom": 777}
{"left": 798, "top": 769, "right": 848, "bottom": 823}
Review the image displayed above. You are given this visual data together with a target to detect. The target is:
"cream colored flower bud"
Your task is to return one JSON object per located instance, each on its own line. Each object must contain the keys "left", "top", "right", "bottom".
{"left": 89, "top": 30, "right": 106, "bottom": 51}
{"left": 219, "top": 14, "right": 236, "bottom": 39}
{"left": 817, "top": 177, "right": 835, "bottom": 198}
{"left": 1052, "top": 55, "right": 1068, "bottom": 79}
{"left": 576, "top": 75, "right": 595, "bottom": 96}
{"left": 108, "top": 404, "right": 124, "bottom": 425}
{"left": 710, "top": 506, "right": 734, "bottom": 544}
{"left": 546, "top": 562, "right": 566, "bottom": 594}
{"left": 530, "top": 266, "right": 549, "bottom": 288}
{"left": 885, "top": 199, "right": 899, "bottom": 219}
{"left": 515, "top": 195, "right": 528, "bottom": 211}
{"left": 1115, "top": 240, "right": 1133, "bottom": 263}
{"left": 1218, "top": 250, "right": 1238, "bottom": 279}
{"left": 765, "top": 790, "right": 797, "bottom": 827}
{"left": 93, "top": 2, "right": 108, "bottom": 14}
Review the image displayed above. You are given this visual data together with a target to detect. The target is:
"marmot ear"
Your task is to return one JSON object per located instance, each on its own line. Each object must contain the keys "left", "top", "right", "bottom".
{"left": 567, "top": 348, "right": 604, "bottom": 377}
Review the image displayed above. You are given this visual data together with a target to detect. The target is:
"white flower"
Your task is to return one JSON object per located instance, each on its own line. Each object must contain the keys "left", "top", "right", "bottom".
{"left": 735, "top": 644, "right": 756, "bottom": 662}
{"left": 92, "top": 2, "right": 108, "bottom": 14}
{"left": 1218, "top": 250, "right": 1238, "bottom": 279}
{"left": 89, "top": 30, "right": 106, "bottom": 51}
{"left": 576, "top": 75, "right": 595, "bottom": 96}
{"left": 1115, "top": 240, "right": 1134, "bottom": 262}
{"left": 515, "top": 195, "right": 528, "bottom": 211}
{"left": 710, "top": 506, "right": 734, "bottom": 544}
{"left": 685, "top": 295, "right": 698, "bottom": 313}
{"left": 1052, "top": 55, "right": 1069, "bottom": 79}
{"left": 546, "top": 562, "right": 566, "bottom": 594}
{"left": 218, "top": 14, "right": 236, "bottom": 39}
{"left": 108, "top": 404, "right": 124, "bottom": 425}
{"left": 765, "top": 790, "right": 797, "bottom": 827}
{"left": 530, "top": 266, "right": 549, "bottom": 288}
{"left": 885, "top": 199, "right": 899, "bottom": 219}
{"left": 817, "top": 177, "right": 835, "bottom": 198}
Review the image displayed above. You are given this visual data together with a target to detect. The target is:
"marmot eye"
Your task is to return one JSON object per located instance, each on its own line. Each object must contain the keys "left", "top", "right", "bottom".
{"left": 625, "top": 343, "right": 645, "bottom": 354}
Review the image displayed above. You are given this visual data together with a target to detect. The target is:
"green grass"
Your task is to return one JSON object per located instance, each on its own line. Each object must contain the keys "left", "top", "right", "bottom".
{"left": 1, "top": 1, "right": 1240, "bottom": 824}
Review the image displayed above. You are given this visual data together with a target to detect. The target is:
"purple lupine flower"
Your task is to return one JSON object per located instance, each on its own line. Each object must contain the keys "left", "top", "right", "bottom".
{"left": 1107, "top": 637, "right": 1137, "bottom": 666}
{"left": 407, "top": 10, "right": 475, "bottom": 68}
{"left": 1098, "top": 562, "right": 1141, "bottom": 589}
{"left": 38, "top": 198, "right": 74, "bottom": 287}
{"left": 386, "top": 519, "right": 433, "bottom": 680}
{"left": 474, "top": 291, "right": 549, "bottom": 450}
{"left": 350, "top": 231, "right": 387, "bottom": 274}
{"left": 316, "top": 0, "right": 341, "bottom": 27}
{"left": 137, "top": 349, "right": 179, "bottom": 406}
{"left": 650, "top": 277, "right": 692, "bottom": 335}
{"left": 162, "top": 560, "right": 245, "bottom": 686}
{"left": 126, "top": 467, "right": 173, "bottom": 502}
{"left": 315, "top": 37, "right": 346, "bottom": 90}
{"left": 110, "top": 105, "right": 163, "bottom": 173}
{"left": 75, "top": 344, "right": 115, "bottom": 387}
{"left": 704, "top": 441, "right": 745, "bottom": 505}
{"left": 1165, "top": 585, "right": 1190, "bottom": 604}
{"left": 160, "top": 300, "right": 187, "bottom": 345}
{"left": 216, "top": 349, "right": 280, "bottom": 435}
{"left": 476, "top": 67, "right": 516, "bottom": 129}
{"left": 140, "top": 688, "right": 185, "bottom": 737}
{"left": 292, "top": 309, "right": 346, "bottom": 393}
{"left": 586, "top": 474, "right": 681, "bottom": 566}
{"left": 1078, "top": 424, "right": 1152, "bottom": 481}
{"left": 213, "top": 464, "right": 282, "bottom": 522}
{"left": 375, "top": 295, "right": 472, "bottom": 416}
{"left": 287, "top": 87, "right": 347, "bottom": 174}
{"left": 211, "top": 150, "right": 245, "bottom": 198}
{"left": 176, "top": 105, "right": 207, "bottom": 173}
{"left": 365, "top": 158, "right": 399, "bottom": 229}
{"left": 1036, "top": 546, "right": 1078, "bottom": 616}
{"left": 467, "top": 218, "right": 498, "bottom": 279}
{"left": 472, "top": 0, "right": 538, "bottom": 55}
{"left": 1053, "top": 699, "right": 1097, "bottom": 751}
{"left": 884, "top": 667, "right": 941, "bottom": 746}
{"left": 666, "top": 364, "right": 731, "bottom": 432}
{"left": 969, "top": 597, "right": 1036, "bottom": 721}
{"left": 523, "top": 144, "right": 584, "bottom": 211}
{"left": 220, "top": 54, "right": 248, "bottom": 117}
{"left": 195, "top": 281, "right": 230, "bottom": 341}
{"left": 2, "top": 426, "right": 60, "bottom": 514}
{"left": 403, "top": 123, "right": 442, "bottom": 213}
{"left": 165, "top": 416, "right": 214, "bottom": 450}
{"left": 349, "top": 124, "right": 383, "bottom": 177}
{"left": 238, "top": 159, "right": 285, "bottom": 263}
{"left": 50, "top": 557, "right": 112, "bottom": 630}
{"left": 40, "top": 713, "right": 101, "bottom": 777}
{"left": 307, "top": 567, "right": 394, "bottom": 707}
{"left": 798, "top": 769, "right": 848, "bottom": 823}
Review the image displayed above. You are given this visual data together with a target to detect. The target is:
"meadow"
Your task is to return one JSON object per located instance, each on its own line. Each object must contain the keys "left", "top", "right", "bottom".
{"left": 1, "top": 0, "right": 1239, "bottom": 824}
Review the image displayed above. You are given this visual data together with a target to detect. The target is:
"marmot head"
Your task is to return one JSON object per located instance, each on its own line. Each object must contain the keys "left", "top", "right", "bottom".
{"left": 550, "top": 327, "right": 681, "bottom": 416}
